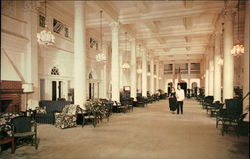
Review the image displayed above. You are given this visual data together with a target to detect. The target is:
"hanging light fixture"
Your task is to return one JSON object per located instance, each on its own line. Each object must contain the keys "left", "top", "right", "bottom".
{"left": 231, "top": 0, "right": 244, "bottom": 57}
{"left": 122, "top": 32, "right": 130, "bottom": 69}
{"left": 37, "top": 0, "right": 55, "bottom": 45}
{"left": 96, "top": 10, "right": 107, "bottom": 62}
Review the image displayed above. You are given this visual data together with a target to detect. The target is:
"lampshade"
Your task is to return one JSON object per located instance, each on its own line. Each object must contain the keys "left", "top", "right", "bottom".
{"left": 22, "top": 83, "right": 34, "bottom": 93}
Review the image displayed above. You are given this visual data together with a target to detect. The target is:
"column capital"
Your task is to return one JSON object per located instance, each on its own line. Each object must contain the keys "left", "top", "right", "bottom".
{"left": 109, "top": 22, "right": 120, "bottom": 30}
{"left": 222, "top": 8, "right": 236, "bottom": 21}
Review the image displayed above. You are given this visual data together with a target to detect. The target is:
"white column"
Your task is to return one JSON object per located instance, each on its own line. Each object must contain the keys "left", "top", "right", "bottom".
{"left": 223, "top": 9, "right": 235, "bottom": 100}
{"left": 74, "top": 2, "right": 87, "bottom": 107}
{"left": 205, "top": 55, "right": 209, "bottom": 96}
{"left": 172, "top": 63, "right": 175, "bottom": 83}
{"left": 100, "top": 44, "right": 108, "bottom": 99}
{"left": 137, "top": 60, "right": 142, "bottom": 93}
{"left": 208, "top": 45, "right": 214, "bottom": 96}
{"left": 142, "top": 48, "right": 147, "bottom": 97}
{"left": 130, "top": 38, "right": 137, "bottom": 100}
{"left": 110, "top": 22, "right": 120, "bottom": 101}
{"left": 156, "top": 61, "right": 159, "bottom": 91}
{"left": 119, "top": 53, "right": 123, "bottom": 89}
{"left": 214, "top": 32, "right": 222, "bottom": 102}
{"left": 160, "top": 62, "right": 164, "bottom": 90}
{"left": 150, "top": 58, "right": 154, "bottom": 94}
{"left": 243, "top": 1, "right": 249, "bottom": 120}
{"left": 188, "top": 62, "right": 191, "bottom": 89}
{"left": 24, "top": 2, "right": 39, "bottom": 109}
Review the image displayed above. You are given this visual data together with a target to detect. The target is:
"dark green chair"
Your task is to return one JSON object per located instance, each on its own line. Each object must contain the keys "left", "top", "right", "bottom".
{"left": 11, "top": 116, "right": 38, "bottom": 152}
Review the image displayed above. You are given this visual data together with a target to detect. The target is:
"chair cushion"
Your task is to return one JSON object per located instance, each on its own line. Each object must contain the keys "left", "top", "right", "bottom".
{"left": 14, "top": 132, "right": 36, "bottom": 137}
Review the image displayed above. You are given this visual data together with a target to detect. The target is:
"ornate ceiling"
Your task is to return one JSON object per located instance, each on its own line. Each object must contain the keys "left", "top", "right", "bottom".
{"left": 49, "top": 0, "right": 242, "bottom": 63}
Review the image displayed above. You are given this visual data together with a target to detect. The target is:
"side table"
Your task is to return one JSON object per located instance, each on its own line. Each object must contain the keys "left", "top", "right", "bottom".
{"left": 0, "top": 137, "right": 14, "bottom": 154}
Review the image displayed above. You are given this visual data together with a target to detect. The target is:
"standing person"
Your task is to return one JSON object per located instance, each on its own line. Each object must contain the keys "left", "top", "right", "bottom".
{"left": 176, "top": 84, "right": 185, "bottom": 114}
{"left": 169, "top": 87, "right": 177, "bottom": 113}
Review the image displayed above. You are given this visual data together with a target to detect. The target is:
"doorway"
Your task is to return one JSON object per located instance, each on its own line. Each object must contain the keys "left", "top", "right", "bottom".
{"left": 52, "top": 80, "right": 63, "bottom": 101}
{"left": 52, "top": 81, "right": 57, "bottom": 101}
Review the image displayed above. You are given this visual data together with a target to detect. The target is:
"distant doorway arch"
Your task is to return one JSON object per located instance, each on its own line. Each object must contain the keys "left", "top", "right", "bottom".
{"left": 191, "top": 82, "right": 198, "bottom": 89}
{"left": 88, "top": 70, "right": 99, "bottom": 99}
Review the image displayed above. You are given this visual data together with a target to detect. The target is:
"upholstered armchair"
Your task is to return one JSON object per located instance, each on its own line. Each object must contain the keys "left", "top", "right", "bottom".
{"left": 55, "top": 105, "right": 82, "bottom": 129}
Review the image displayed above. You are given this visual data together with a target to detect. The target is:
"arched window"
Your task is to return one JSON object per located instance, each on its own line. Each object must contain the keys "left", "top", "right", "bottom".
{"left": 89, "top": 72, "right": 93, "bottom": 79}
{"left": 51, "top": 66, "right": 59, "bottom": 75}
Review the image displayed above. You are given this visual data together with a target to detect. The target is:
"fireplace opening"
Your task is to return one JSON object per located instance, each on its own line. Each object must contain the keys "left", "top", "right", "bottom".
{"left": 0, "top": 100, "right": 13, "bottom": 114}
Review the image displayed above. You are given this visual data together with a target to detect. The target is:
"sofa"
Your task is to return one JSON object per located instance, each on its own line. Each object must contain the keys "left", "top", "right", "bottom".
{"left": 55, "top": 104, "right": 82, "bottom": 129}
{"left": 35, "top": 100, "right": 71, "bottom": 124}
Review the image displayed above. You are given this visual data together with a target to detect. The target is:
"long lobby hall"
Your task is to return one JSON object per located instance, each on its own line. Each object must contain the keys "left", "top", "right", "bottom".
{"left": 1, "top": 99, "right": 249, "bottom": 159}
{"left": 1, "top": 0, "right": 249, "bottom": 159}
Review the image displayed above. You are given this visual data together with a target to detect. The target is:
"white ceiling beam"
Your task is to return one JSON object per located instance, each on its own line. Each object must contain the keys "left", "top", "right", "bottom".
{"left": 156, "top": 37, "right": 166, "bottom": 45}
{"left": 119, "top": 6, "right": 223, "bottom": 24}
{"left": 183, "top": 17, "right": 193, "bottom": 30}
{"left": 135, "top": 1, "right": 150, "bottom": 14}
{"left": 146, "top": 21, "right": 161, "bottom": 33}
{"left": 147, "top": 42, "right": 207, "bottom": 49}
{"left": 136, "top": 29, "right": 212, "bottom": 40}
{"left": 163, "top": 48, "right": 171, "bottom": 52}
{"left": 88, "top": 1, "right": 119, "bottom": 22}
{"left": 121, "top": 24, "right": 136, "bottom": 38}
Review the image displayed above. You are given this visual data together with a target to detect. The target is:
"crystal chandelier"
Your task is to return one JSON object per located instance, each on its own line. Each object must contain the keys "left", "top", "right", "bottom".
{"left": 96, "top": 10, "right": 106, "bottom": 62}
{"left": 37, "top": 0, "right": 55, "bottom": 46}
{"left": 122, "top": 32, "right": 130, "bottom": 69}
{"left": 231, "top": 0, "right": 244, "bottom": 57}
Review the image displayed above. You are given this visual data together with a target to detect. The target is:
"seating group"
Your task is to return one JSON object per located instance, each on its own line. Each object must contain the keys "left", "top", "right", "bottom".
{"left": 0, "top": 92, "right": 165, "bottom": 154}
{"left": 196, "top": 92, "right": 248, "bottom": 137}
